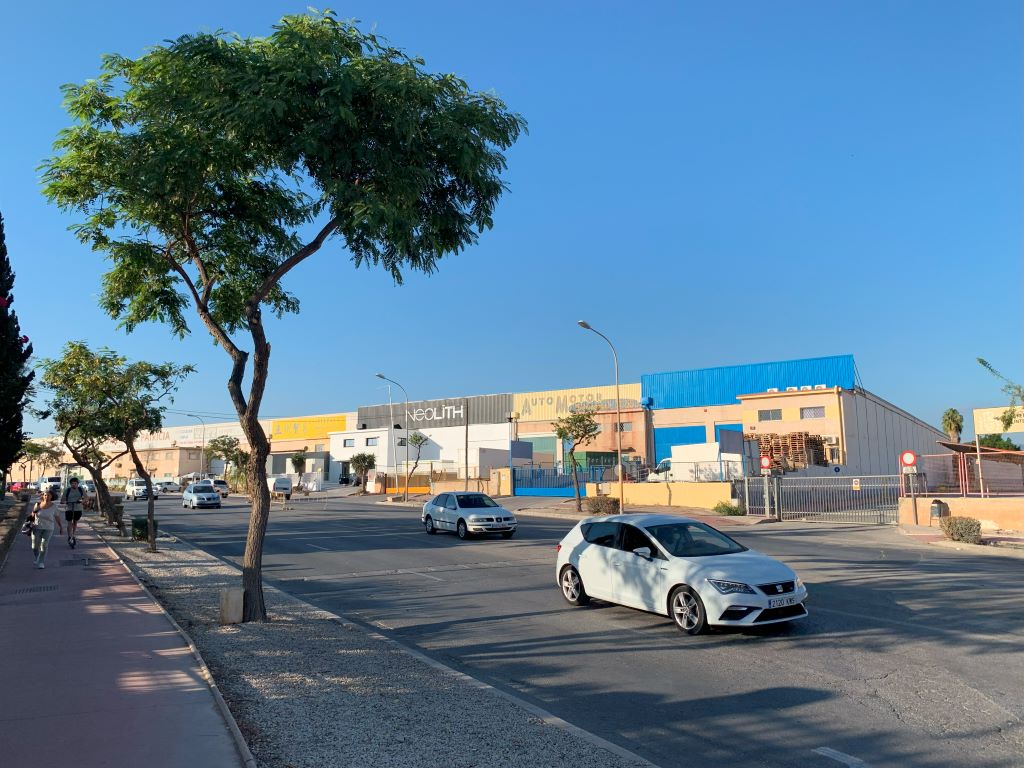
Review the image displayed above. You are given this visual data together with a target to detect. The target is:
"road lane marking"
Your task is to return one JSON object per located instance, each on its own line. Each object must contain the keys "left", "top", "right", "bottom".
{"left": 402, "top": 569, "right": 444, "bottom": 581}
{"left": 306, "top": 544, "right": 330, "bottom": 551}
{"left": 813, "top": 747, "right": 870, "bottom": 767}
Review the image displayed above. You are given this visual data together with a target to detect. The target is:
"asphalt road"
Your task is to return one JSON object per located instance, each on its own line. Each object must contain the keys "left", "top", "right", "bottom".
{"left": 140, "top": 495, "right": 1024, "bottom": 768}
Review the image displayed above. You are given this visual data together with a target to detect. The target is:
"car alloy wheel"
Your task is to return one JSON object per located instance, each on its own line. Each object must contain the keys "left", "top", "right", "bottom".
{"left": 424, "top": 516, "right": 436, "bottom": 535}
{"left": 560, "top": 566, "right": 590, "bottom": 606}
{"left": 456, "top": 519, "right": 469, "bottom": 540}
{"left": 670, "top": 586, "right": 707, "bottom": 636}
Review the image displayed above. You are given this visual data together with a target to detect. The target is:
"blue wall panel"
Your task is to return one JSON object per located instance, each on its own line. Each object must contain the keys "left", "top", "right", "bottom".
{"left": 642, "top": 355, "right": 856, "bottom": 410}
{"left": 714, "top": 424, "right": 744, "bottom": 442}
{"left": 654, "top": 426, "right": 707, "bottom": 462}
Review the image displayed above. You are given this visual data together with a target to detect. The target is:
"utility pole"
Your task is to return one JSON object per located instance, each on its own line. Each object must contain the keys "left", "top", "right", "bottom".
{"left": 376, "top": 374, "right": 411, "bottom": 500}
{"left": 577, "top": 321, "right": 625, "bottom": 512}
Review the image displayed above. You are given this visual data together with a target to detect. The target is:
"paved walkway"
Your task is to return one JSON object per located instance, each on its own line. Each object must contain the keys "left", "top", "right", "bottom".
{"left": 0, "top": 522, "right": 244, "bottom": 768}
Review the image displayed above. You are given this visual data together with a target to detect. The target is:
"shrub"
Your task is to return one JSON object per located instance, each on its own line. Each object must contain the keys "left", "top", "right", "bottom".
{"left": 939, "top": 516, "right": 982, "bottom": 544}
{"left": 713, "top": 500, "right": 745, "bottom": 516}
{"left": 583, "top": 495, "right": 620, "bottom": 515}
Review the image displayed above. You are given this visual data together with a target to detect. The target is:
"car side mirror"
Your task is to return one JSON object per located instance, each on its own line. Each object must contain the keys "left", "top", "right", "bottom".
{"left": 633, "top": 547, "right": 652, "bottom": 559}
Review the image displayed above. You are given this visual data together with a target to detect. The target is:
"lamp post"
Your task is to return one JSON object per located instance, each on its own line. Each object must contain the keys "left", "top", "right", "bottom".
{"left": 376, "top": 373, "right": 411, "bottom": 501}
{"left": 183, "top": 413, "right": 207, "bottom": 480}
{"left": 577, "top": 321, "right": 624, "bottom": 513}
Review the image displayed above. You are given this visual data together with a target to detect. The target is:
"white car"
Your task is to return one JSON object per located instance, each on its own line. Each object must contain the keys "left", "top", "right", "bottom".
{"left": 421, "top": 492, "right": 517, "bottom": 540}
{"left": 211, "top": 479, "right": 230, "bottom": 498}
{"left": 182, "top": 483, "right": 222, "bottom": 509}
{"left": 154, "top": 480, "right": 181, "bottom": 493}
{"left": 555, "top": 514, "right": 807, "bottom": 635}
{"left": 125, "top": 478, "right": 159, "bottom": 500}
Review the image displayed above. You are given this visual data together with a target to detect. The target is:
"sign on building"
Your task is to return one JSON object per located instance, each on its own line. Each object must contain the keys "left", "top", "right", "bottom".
{"left": 973, "top": 406, "right": 1024, "bottom": 435}
{"left": 358, "top": 394, "right": 512, "bottom": 430}
{"left": 514, "top": 383, "right": 642, "bottom": 421}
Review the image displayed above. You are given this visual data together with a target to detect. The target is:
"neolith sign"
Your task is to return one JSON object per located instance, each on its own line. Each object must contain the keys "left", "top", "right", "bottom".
{"left": 358, "top": 393, "right": 512, "bottom": 430}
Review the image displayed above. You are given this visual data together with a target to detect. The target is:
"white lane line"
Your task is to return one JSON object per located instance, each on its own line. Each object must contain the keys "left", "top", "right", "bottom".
{"left": 813, "top": 747, "right": 870, "bottom": 767}
{"left": 306, "top": 544, "right": 330, "bottom": 551}
{"left": 401, "top": 569, "right": 444, "bottom": 582}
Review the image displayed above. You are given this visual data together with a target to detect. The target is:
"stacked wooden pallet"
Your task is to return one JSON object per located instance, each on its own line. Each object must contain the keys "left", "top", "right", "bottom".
{"left": 745, "top": 432, "right": 829, "bottom": 470}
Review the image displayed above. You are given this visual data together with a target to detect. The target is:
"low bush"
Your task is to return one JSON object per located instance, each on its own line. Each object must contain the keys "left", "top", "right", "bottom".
{"left": 939, "top": 516, "right": 982, "bottom": 544}
{"left": 583, "top": 495, "right": 620, "bottom": 516}
{"left": 713, "top": 500, "right": 745, "bottom": 516}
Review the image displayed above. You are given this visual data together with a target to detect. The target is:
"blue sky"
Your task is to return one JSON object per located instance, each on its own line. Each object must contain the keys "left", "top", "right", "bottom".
{"left": 2, "top": 1, "right": 1021, "bottom": 437}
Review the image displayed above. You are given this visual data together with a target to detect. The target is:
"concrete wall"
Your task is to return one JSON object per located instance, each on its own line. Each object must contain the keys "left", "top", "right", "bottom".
{"left": 898, "top": 496, "right": 1024, "bottom": 532}
{"left": 430, "top": 468, "right": 512, "bottom": 498}
{"left": 585, "top": 481, "right": 733, "bottom": 510}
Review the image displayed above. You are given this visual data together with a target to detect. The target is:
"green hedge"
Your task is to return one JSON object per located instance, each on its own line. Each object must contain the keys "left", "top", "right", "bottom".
{"left": 713, "top": 501, "right": 746, "bottom": 516}
{"left": 939, "top": 516, "right": 981, "bottom": 544}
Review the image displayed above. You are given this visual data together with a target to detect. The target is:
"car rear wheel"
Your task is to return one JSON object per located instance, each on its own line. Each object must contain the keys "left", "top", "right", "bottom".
{"left": 424, "top": 516, "right": 436, "bottom": 535}
{"left": 560, "top": 565, "right": 590, "bottom": 606}
{"left": 670, "top": 586, "right": 707, "bottom": 636}
{"left": 456, "top": 519, "right": 470, "bottom": 540}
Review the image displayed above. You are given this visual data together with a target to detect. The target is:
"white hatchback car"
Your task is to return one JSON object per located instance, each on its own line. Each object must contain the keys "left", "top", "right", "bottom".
{"left": 182, "top": 483, "right": 222, "bottom": 509}
{"left": 556, "top": 514, "right": 807, "bottom": 635}
{"left": 421, "top": 492, "right": 518, "bottom": 540}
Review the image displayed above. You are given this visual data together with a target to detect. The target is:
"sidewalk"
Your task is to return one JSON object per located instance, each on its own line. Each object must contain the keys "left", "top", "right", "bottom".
{"left": 0, "top": 523, "right": 246, "bottom": 768}
{"left": 900, "top": 523, "right": 1024, "bottom": 553}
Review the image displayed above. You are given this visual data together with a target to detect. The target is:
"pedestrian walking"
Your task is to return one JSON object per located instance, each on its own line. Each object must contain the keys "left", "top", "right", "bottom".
{"left": 30, "top": 491, "right": 63, "bottom": 569}
{"left": 61, "top": 477, "right": 86, "bottom": 548}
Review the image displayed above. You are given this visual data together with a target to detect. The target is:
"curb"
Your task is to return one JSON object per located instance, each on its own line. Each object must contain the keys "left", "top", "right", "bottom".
{"left": 87, "top": 521, "right": 259, "bottom": 768}
{"left": 165, "top": 529, "right": 662, "bottom": 768}
{"left": 0, "top": 499, "right": 30, "bottom": 577}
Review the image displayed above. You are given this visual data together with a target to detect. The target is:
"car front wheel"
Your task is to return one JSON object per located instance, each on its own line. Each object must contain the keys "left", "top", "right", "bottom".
{"left": 456, "top": 519, "right": 469, "bottom": 540}
{"left": 424, "top": 516, "right": 436, "bottom": 535}
{"left": 560, "top": 566, "right": 590, "bottom": 606}
{"left": 669, "top": 586, "right": 707, "bottom": 636}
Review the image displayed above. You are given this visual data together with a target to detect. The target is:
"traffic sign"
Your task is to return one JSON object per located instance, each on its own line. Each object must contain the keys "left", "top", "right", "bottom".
{"left": 851, "top": 478, "right": 861, "bottom": 491}
{"left": 760, "top": 456, "right": 772, "bottom": 470}
{"left": 900, "top": 450, "right": 917, "bottom": 468}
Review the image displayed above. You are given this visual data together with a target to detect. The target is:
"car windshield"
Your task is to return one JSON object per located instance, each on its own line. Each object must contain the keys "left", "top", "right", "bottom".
{"left": 645, "top": 522, "right": 747, "bottom": 558}
{"left": 455, "top": 494, "right": 498, "bottom": 508}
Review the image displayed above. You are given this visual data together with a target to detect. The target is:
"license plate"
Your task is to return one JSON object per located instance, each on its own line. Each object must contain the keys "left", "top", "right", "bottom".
{"left": 769, "top": 596, "right": 797, "bottom": 609}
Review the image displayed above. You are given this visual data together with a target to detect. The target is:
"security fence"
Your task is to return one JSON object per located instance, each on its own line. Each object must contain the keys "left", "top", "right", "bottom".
{"left": 914, "top": 451, "right": 1024, "bottom": 497}
{"left": 513, "top": 466, "right": 605, "bottom": 497}
{"left": 743, "top": 474, "right": 900, "bottom": 524}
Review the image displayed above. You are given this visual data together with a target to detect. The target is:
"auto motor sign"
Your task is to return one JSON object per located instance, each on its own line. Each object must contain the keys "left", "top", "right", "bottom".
{"left": 357, "top": 393, "right": 513, "bottom": 429}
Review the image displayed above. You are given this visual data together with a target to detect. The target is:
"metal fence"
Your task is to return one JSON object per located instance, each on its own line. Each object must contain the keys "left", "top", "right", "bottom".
{"left": 513, "top": 466, "right": 605, "bottom": 497}
{"left": 743, "top": 474, "right": 900, "bottom": 524}
{"left": 914, "top": 451, "right": 1024, "bottom": 497}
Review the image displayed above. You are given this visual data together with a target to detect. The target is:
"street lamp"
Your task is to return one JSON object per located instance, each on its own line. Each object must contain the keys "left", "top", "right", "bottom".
{"left": 577, "top": 320, "right": 624, "bottom": 513}
{"left": 182, "top": 413, "right": 208, "bottom": 480}
{"left": 376, "top": 373, "right": 411, "bottom": 501}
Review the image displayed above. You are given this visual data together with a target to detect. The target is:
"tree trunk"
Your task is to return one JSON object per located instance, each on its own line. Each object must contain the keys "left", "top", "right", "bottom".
{"left": 128, "top": 443, "right": 157, "bottom": 552}
{"left": 88, "top": 468, "right": 114, "bottom": 524}
{"left": 241, "top": 420, "right": 270, "bottom": 621}
{"left": 569, "top": 448, "right": 582, "bottom": 514}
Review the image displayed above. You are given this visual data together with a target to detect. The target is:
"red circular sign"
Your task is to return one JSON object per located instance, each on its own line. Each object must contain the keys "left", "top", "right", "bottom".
{"left": 900, "top": 451, "right": 917, "bottom": 467}
{"left": 760, "top": 456, "right": 772, "bottom": 469}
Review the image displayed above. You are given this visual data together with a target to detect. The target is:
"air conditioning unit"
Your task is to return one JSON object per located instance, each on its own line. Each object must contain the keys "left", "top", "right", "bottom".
{"left": 766, "top": 387, "right": 779, "bottom": 393}
{"left": 799, "top": 385, "right": 812, "bottom": 391}
{"left": 785, "top": 386, "right": 798, "bottom": 392}
{"left": 823, "top": 436, "right": 839, "bottom": 446}
{"left": 813, "top": 384, "right": 826, "bottom": 390}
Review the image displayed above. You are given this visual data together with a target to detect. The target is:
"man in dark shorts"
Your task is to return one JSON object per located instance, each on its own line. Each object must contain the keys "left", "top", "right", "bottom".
{"left": 61, "top": 477, "right": 86, "bottom": 548}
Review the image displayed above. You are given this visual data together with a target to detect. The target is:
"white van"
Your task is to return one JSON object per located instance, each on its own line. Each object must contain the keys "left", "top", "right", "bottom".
{"left": 125, "top": 478, "right": 159, "bottom": 500}
{"left": 267, "top": 476, "right": 292, "bottom": 500}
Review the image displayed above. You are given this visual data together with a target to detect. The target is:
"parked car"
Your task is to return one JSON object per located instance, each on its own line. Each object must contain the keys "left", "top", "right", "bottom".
{"left": 8, "top": 481, "right": 26, "bottom": 492}
{"left": 38, "top": 476, "right": 62, "bottom": 495}
{"left": 555, "top": 514, "right": 808, "bottom": 636}
{"left": 211, "top": 479, "right": 230, "bottom": 498}
{"left": 124, "top": 478, "right": 159, "bottom": 501}
{"left": 421, "top": 492, "right": 518, "bottom": 540}
{"left": 182, "top": 483, "right": 222, "bottom": 509}
{"left": 267, "top": 476, "right": 292, "bottom": 500}
{"left": 154, "top": 480, "right": 181, "bottom": 493}
{"left": 27, "top": 481, "right": 39, "bottom": 491}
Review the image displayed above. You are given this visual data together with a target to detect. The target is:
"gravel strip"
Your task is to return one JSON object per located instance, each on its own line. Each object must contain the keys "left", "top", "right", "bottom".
{"left": 101, "top": 533, "right": 650, "bottom": 768}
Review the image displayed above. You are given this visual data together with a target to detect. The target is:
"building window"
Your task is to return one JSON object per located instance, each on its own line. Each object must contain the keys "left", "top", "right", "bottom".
{"left": 758, "top": 409, "right": 782, "bottom": 422}
{"left": 187, "top": 450, "right": 199, "bottom": 460}
{"left": 615, "top": 422, "right": 633, "bottom": 433}
{"left": 164, "top": 452, "right": 173, "bottom": 459}
{"left": 829, "top": 447, "right": 840, "bottom": 462}
{"left": 343, "top": 439, "right": 355, "bottom": 448}
{"left": 397, "top": 438, "right": 407, "bottom": 447}
{"left": 366, "top": 437, "right": 378, "bottom": 447}
{"left": 800, "top": 406, "right": 825, "bottom": 420}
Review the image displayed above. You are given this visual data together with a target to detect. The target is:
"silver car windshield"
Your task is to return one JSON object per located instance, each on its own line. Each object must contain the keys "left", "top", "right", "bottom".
{"left": 645, "top": 522, "right": 747, "bottom": 558}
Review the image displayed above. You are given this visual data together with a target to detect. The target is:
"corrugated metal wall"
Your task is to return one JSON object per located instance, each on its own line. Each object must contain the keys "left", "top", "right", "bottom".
{"left": 357, "top": 394, "right": 512, "bottom": 429}
{"left": 654, "top": 426, "right": 706, "bottom": 462}
{"left": 642, "top": 355, "right": 856, "bottom": 410}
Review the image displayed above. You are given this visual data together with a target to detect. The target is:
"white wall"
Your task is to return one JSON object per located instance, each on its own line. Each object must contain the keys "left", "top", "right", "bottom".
{"left": 328, "top": 428, "right": 397, "bottom": 480}
{"left": 840, "top": 389, "right": 945, "bottom": 475}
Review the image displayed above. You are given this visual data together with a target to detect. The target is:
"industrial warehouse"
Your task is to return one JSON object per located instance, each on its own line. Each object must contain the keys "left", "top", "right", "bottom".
{"left": 27, "top": 354, "right": 946, "bottom": 511}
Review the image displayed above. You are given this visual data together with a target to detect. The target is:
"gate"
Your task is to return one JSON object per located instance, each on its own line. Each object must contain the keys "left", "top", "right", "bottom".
{"left": 743, "top": 474, "right": 900, "bottom": 524}
{"left": 513, "top": 467, "right": 604, "bottom": 497}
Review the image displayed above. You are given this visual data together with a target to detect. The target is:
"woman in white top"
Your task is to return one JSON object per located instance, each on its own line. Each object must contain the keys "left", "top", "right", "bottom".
{"left": 31, "top": 491, "right": 63, "bottom": 569}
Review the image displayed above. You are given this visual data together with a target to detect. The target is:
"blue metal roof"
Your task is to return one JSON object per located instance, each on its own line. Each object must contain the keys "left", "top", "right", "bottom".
{"left": 641, "top": 355, "right": 856, "bottom": 410}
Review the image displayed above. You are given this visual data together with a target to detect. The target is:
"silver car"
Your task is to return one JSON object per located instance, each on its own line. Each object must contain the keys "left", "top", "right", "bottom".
{"left": 182, "top": 483, "right": 222, "bottom": 509}
{"left": 421, "top": 492, "right": 517, "bottom": 540}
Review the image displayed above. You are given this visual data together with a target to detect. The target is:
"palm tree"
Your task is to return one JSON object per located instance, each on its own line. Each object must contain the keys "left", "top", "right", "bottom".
{"left": 941, "top": 408, "right": 963, "bottom": 443}
{"left": 349, "top": 452, "right": 377, "bottom": 494}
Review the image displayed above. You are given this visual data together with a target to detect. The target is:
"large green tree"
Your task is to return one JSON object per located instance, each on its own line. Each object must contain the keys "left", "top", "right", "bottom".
{"left": 16, "top": 440, "right": 63, "bottom": 483}
{"left": 941, "top": 408, "right": 963, "bottom": 443}
{"left": 552, "top": 405, "right": 601, "bottom": 515}
{"left": 41, "top": 342, "right": 191, "bottom": 549}
{"left": 42, "top": 11, "right": 524, "bottom": 621}
{"left": 976, "top": 434, "right": 1021, "bottom": 451}
{"left": 0, "top": 212, "right": 35, "bottom": 498}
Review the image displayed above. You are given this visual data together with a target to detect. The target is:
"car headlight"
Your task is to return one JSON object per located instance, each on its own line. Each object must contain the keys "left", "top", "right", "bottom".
{"left": 468, "top": 516, "right": 483, "bottom": 522}
{"left": 707, "top": 579, "right": 756, "bottom": 595}
{"left": 796, "top": 577, "right": 805, "bottom": 590}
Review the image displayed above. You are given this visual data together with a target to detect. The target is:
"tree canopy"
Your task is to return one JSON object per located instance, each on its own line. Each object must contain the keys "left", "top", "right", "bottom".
{"left": 941, "top": 408, "right": 963, "bottom": 443}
